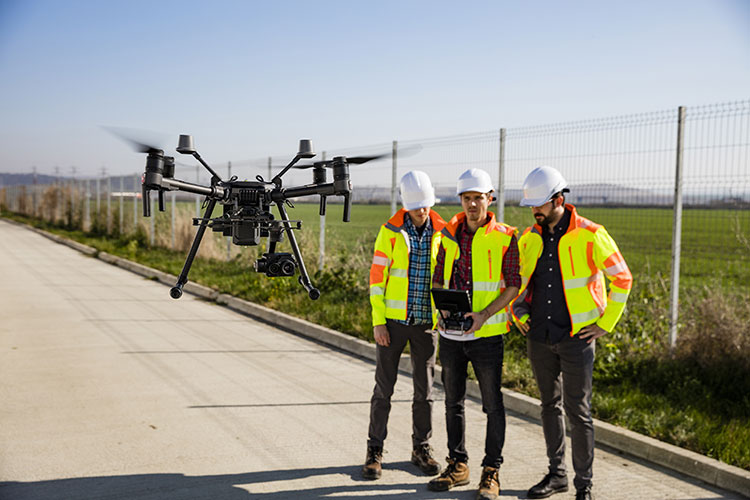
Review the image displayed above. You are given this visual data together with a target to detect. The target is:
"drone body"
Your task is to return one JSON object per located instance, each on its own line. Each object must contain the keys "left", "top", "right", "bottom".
{"left": 136, "top": 134, "right": 367, "bottom": 301}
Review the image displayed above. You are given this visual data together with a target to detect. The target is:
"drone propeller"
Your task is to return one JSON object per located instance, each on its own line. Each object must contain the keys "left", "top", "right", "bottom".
{"left": 291, "top": 153, "right": 387, "bottom": 170}
{"left": 102, "top": 126, "right": 169, "bottom": 154}
{"left": 289, "top": 145, "right": 423, "bottom": 169}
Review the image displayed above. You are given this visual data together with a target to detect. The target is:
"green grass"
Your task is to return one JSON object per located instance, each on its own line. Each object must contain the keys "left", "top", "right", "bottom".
{"left": 3, "top": 203, "right": 749, "bottom": 471}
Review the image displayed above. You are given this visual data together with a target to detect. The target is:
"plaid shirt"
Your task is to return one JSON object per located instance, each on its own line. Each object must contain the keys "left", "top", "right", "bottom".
{"left": 395, "top": 214, "right": 433, "bottom": 325}
{"left": 433, "top": 219, "right": 520, "bottom": 292}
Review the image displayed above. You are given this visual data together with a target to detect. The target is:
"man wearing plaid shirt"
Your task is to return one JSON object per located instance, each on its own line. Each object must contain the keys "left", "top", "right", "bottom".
{"left": 364, "top": 171, "right": 447, "bottom": 480}
{"left": 428, "top": 168, "right": 520, "bottom": 500}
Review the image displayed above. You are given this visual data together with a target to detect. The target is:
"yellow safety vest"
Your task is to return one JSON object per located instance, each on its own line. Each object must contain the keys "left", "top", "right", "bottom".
{"left": 434, "top": 212, "right": 517, "bottom": 337}
{"left": 369, "top": 209, "right": 446, "bottom": 326}
{"left": 511, "top": 204, "right": 632, "bottom": 335}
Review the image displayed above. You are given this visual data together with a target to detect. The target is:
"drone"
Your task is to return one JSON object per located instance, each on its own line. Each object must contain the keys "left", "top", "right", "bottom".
{"left": 113, "top": 129, "right": 387, "bottom": 301}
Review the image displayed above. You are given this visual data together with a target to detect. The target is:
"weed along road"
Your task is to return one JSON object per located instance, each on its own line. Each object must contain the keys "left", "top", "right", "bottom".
{"left": 0, "top": 218, "right": 744, "bottom": 500}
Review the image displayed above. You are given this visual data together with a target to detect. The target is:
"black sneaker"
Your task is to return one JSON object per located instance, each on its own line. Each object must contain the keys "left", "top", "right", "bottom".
{"left": 527, "top": 473, "right": 568, "bottom": 499}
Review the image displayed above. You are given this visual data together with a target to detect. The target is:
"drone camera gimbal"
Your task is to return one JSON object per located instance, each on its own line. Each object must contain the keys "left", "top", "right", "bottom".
{"left": 140, "top": 135, "right": 354, "bottom": 301}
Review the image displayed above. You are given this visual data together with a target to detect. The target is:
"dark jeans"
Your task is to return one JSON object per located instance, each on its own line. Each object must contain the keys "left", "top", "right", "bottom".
{"left": 439, "top": 334, "right": 506, "bottom": 468}
{"left": 368, "top": 320, "right": 438, "bottom": 449}
{"left": 527, "top": 335, "right": 595, "bottom": 490}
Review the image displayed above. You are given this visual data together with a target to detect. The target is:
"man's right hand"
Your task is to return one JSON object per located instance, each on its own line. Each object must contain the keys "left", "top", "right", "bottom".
{"left": 374, "top": 324, "right": 390, "bottom": 347}
{"left": 515, "top": 318, "right": 530, "bottom": 335}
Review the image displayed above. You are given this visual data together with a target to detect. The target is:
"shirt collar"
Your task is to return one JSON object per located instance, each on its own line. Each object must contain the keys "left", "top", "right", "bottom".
{"left": 404, "top": 213, "right": 431, "bottom": 235}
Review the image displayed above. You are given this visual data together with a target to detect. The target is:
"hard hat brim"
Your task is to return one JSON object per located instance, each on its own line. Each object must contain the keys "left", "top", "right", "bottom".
{"left": 403, "top": 196, "right": 435, "bottom": 211}
{"left": 519, "top": 196, "right": 551, "bottom": 207}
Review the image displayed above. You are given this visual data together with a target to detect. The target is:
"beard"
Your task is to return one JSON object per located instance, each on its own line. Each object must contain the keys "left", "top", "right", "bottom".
{"left": 534, "top": 213, "right": 552, "bottom": 226}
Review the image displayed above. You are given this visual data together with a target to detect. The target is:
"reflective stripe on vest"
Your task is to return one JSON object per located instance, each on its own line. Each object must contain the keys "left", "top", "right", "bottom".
{"left": 389, "top": 268, "right": 408, "bottom": 278}
{"left": 564, "top": 272, "right": 601, "bottom": 290}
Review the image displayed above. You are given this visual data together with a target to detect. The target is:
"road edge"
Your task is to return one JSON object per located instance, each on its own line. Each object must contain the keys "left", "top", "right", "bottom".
{"left": 7, "top": 218, "right": 749, "bottom": 498}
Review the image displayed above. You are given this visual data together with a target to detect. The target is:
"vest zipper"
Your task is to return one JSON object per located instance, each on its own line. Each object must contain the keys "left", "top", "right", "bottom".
{"left": 488, "top": 249, "right": 493, "bottom": 279}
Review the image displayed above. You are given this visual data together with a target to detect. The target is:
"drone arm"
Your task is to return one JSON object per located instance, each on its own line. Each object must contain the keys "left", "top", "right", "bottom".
{"left": 162, "top": 178, "right": 225, "bottom": 199}
{"left": 188, "top": 152, "right": 222, "bottom": 181}
{"left": 272, "top": 183, "right": 336, "bottom": 200}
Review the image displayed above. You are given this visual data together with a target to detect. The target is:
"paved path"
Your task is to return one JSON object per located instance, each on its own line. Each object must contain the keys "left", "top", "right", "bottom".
{"left": 0, "top": 219, "right": 744, "bottom": 500}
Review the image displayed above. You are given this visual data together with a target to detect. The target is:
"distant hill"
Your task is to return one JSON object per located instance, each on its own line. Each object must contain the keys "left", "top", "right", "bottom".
{"left": 0, "top": 172, "right": 60, "bottom": 186}
{"left": 0, "top": 173, "right": 143, "bottom": 192}
{"left": 352, "top": 183, "right": 749, "bottom": 207}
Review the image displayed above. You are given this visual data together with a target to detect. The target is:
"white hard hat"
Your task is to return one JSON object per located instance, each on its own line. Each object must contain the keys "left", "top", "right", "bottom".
{"left": 399, "top": 170, "right": 435, "bottom": 210}
{"left": 456, "top": 168, "right": 494, "bottom": 195}
{"left": 520, "top": 166, "right": 568, "bottom": 207}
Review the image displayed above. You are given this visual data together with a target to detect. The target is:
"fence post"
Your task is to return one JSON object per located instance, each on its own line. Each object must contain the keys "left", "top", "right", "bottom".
{"left": 133, "top": 173, "right": 139, "bottom": 235}
{"left": 669, "top": 106, "right": 686, "bottom": 351}
{"left": 391, "top": 140, "right": 398, "bottom": 215}
{"left": 171, "top": 191, "right": 176, "bottom": 249}
{"left": 119, "top": 176, "right": 124, "bottom": 235}
{"left": 106, "top": 176, "right": 111, "bottom": 234}
{"left": 70, "top": 179, "right": 75, "bottom": 227}
{"left": 32, "top": 184, "right": 38, "bottom": 217}
{"left": 319, "top": 151, "right": 326, "bottom": 269}
{"left": 85, "top": 179, "right": 91, "bottom": 231}
{"left": 195, "top": 165, "right": 200, "bottom": 218}
{"left": 226, "top": 161, "right": 232, "bottom": 260}
{"left": 150, "top": 191, "right": 155, "bottom": 246}
{"left": 497, "top": 128, "right": 506, "bottom": 222}
{"left": 268, "top": 156, "right": 272, "bottom": 182}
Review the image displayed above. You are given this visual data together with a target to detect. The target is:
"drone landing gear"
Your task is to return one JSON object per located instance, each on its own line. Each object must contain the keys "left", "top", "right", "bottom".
{"left": 170, "top": 197, "right": 218, "bottom": 299}
{"left": 276, "top": 201, "right": 320, "bottom": 300}
{"left": 168, "top": 197, "right": 320, "bottom": 301}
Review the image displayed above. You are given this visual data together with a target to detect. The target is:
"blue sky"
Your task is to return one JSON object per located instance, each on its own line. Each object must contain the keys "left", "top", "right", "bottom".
{"left": 0, "top": 0, "right": 748, "bottom": 177}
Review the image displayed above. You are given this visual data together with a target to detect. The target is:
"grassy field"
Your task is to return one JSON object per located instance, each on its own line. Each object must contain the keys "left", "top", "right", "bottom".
{"left": 2, "top": 200, "right": 749, "bottom": 470}
{"left": 286, "top": 202, "right": 750, "bottom": 286}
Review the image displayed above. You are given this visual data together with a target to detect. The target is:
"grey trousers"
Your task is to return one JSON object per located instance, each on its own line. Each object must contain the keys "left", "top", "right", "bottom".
{"left": 527, "top": 335, "right": 595, "bottom": 490}
{"left": 367, "top": 319, "right": 438, "bottom": 449}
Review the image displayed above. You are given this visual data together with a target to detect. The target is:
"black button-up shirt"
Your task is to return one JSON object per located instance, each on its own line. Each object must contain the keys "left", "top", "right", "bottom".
{"left": 528, "top": 209, "right": 573, "bottom": 344}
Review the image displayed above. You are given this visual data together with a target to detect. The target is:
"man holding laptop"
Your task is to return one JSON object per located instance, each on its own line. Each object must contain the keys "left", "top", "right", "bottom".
{"left": 428, "top": 168, "right": 520, "bottom": 500}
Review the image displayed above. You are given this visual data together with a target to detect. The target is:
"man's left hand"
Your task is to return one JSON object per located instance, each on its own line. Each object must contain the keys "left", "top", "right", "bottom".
{"left": 578, "top": 324, "right": 608, "bottom": 344}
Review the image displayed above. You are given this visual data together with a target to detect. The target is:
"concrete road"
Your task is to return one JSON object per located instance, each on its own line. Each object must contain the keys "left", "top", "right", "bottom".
{"left": 0, "top": 219, "right": 743, "bottom": 500}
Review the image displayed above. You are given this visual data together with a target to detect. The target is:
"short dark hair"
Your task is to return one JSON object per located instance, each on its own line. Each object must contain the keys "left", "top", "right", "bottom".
{"left": 551, "top": 188, "right": 569, "bottom": 203}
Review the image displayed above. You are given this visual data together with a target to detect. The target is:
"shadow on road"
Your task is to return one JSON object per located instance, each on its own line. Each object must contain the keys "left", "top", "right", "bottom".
{"left": 0, "top": 463, "right": 528, "bottom": 499}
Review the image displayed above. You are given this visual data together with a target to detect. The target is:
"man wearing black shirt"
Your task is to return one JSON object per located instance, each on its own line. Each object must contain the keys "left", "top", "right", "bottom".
{"left": 511, "top": 166, "right": 632, "bottom": 500}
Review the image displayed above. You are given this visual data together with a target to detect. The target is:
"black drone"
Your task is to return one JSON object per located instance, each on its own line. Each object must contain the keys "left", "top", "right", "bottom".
{"left": 112, "top": 129, "right": 386, "bottom": 300}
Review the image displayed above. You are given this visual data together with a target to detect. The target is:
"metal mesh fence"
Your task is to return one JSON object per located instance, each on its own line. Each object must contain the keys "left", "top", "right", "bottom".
{"left": 2, "top": 100, "right": 748, "bottom": 338}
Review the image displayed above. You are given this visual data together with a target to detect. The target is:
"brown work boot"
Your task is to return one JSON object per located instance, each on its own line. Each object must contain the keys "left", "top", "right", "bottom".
{"left": 427, "top": 457, "right": 470, "bottom": 491}
{"left": 411, "top": 444, "right": 440, "bottom": 475}
{"left": 477, "top": 466, "right": 500, "bottom": 499}
{"left": 361, "top": 446, "right": 383, "bottom": 480}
